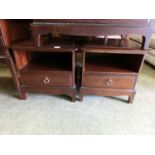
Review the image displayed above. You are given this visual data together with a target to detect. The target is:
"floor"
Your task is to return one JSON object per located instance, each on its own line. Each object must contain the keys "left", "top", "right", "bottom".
{"left": 0, "top": 63, "right": 155, "bottom": 134}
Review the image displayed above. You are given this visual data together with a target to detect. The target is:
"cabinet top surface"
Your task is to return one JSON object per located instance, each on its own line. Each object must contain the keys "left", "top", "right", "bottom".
{"left": 9, "top": 38, "right": 148, "bottom": 54}
{"left": 33, "top": 19, "right": 152, "bottom": 27}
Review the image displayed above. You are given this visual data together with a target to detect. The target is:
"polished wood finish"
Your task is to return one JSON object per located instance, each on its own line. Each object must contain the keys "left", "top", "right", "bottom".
{"left": 0, "top": 20, "right": 32, "bottom": 99}
{"left": 2, "top": 19, "right": 153, "bottom": 103}
{"left": 32, "top": 19, "right": 153, "bottom": 49}
{"left": 34, "top": 19, "right": 150, "bottom": 25}
{"left": 22, "top": 86, "right": 76, "bottom": 101}
{"left": 20, "top": 72, "right": 73, "bottom": 87}
{"left": 10, "top": 40, "right": 76, "bottom": 101}
{"left": 82, "top": 75, "right": 136, "bottom": 89}
{"left": 79, "top": 37, "right": 146, "bottom": 103}
{"left": 79, "top": 87, "right": 136, "bottom": 103}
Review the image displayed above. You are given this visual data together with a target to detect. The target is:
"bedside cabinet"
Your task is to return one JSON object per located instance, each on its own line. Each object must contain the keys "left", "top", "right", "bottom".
{"left": 10, "top": 38, "right": 77, "bottom": 101}
{"left": 79, "top": 37, "right": 146, "bottom": 103}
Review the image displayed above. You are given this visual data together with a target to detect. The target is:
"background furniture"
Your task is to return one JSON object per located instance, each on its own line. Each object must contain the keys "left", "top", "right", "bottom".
{"left": 0, "top": 19, "right": 31, "bottom": 99}
{"left": 131, "top": 35, "right": 155, "bottom": 67}
{"left": 130, "top": 20, "right": 155, "bottom": 67}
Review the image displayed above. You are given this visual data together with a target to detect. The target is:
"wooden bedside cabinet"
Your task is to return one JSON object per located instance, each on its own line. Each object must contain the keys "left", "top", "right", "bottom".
{"left": 10, "top": 38, "right": 77, "bottom": 101}
{"left": 79, "top": 37, "right": 147, "bottom": 103}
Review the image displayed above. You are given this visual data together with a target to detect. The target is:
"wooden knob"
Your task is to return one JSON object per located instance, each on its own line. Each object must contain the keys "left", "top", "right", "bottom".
{"left": 43, "top": 77, "right": 50, "bottom": 84}
{"left": 106, "top": 78, "right": 112, "bottom": 86}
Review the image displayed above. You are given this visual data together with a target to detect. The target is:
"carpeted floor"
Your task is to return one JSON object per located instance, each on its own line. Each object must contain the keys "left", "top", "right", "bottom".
{"left": 0, "top": 62, "right": 155, "bottom": 134}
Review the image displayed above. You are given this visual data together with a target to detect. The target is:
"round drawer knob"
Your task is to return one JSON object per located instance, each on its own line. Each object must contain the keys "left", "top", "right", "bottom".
{"left": 106, "top": 78, "right": 112, "bottom": 86}
{"left": 43, "top": 77, "right": 50, "bottom": 84}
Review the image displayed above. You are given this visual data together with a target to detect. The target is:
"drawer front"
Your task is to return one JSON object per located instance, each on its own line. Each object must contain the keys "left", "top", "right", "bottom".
{"left": 83, "top": 75, "right": 136, "bottom": 89}
{"left": 20, "top": 72, "right": 73, "bottom": 87}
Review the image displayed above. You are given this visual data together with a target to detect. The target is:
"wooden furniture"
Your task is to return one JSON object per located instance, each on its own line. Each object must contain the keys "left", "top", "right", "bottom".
{"left": 79, "top": 37, "right": 147, "bottom": 103}
{"left": 32, "top": 19, "right": 153, "bottom": 49}
{"left": 30, "top": 19, "right": 153, "bottom": 103}
{"left": 0, "top": 20, "right": 31, "bottom": 99}
{"left": 10, "top": 37, "right": 77, "bottom": 101}
{"left": 5, "top": 19, "right": 153, "bottom": 103}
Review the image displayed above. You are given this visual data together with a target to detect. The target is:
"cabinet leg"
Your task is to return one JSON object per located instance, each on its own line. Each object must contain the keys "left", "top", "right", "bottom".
{"left": 19, "top": 90, "right": 27, "bottom": 100}
{"left": 70, "top": 90, "right": 76, "bottom": 102}
{"left": 71, "top": 96, "right": 76, "bottom": 102}
{"left": 6, "top": 57, "right": 27, "bottom": 100}
{"left": 128, "top": 93, "right": 136, "bottom": 104}
{"left": 79, "top": 94, "right": 83, "bottom": 102}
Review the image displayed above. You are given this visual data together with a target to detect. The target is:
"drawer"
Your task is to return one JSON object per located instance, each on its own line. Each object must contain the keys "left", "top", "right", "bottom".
{"left": 83, "top": 74, "right": 136, "bottom": 89}
{"left": 20, "top": 72, "right": 73, "bottom": 87}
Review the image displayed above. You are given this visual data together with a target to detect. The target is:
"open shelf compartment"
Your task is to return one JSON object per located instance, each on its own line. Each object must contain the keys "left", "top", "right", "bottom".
{"left": 14, "top": 51, "right": 73, "bottom": 72}
{"left": 85, "top": 53, "right": 144, "bottom": 74}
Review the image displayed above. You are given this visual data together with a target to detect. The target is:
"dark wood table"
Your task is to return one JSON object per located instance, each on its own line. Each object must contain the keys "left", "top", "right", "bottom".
{"left": 31, "top": 19, "right": 153, "bottom": 49}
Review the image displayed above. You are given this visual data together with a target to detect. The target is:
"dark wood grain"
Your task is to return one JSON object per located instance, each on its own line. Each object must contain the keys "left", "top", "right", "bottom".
{"left": 31, "top": 19, "right": 153, "bottom": 49}
{"left": 0, "top": 20, "right": 32, "bottom": 99}
{"left": 12, "top": 45, "right": 76, "bottom": 101}
{"left": 3, "top": 19, "right": 153, "bottom": 103}
{"left": 79, "top": 37, "right": 147, "bottom": 103}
